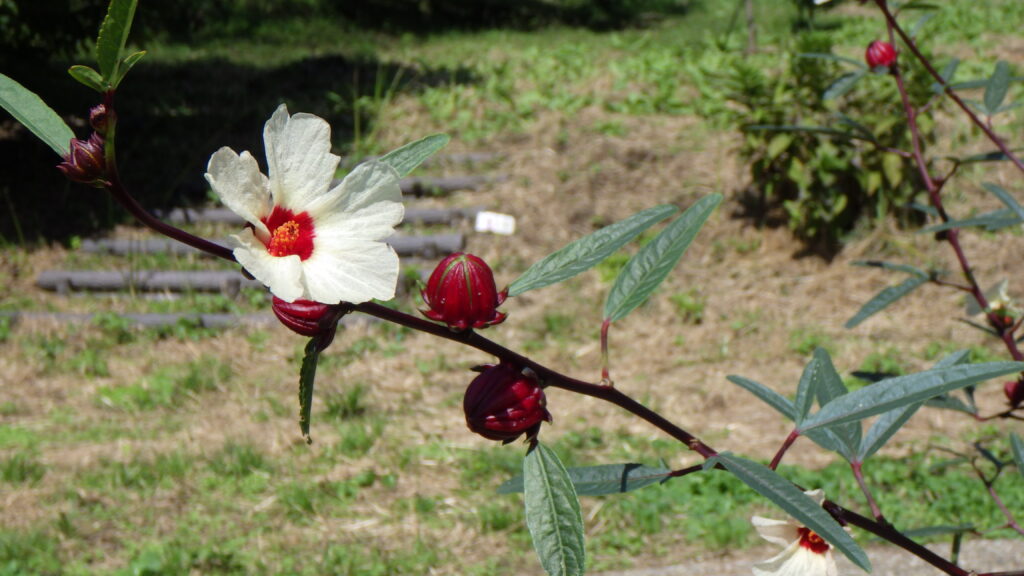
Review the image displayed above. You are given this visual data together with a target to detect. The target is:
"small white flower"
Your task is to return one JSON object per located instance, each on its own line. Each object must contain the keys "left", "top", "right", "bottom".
{"left": 205, "top": 104, "right": 403, "bottom": 304}
{"left": 966, "top": 279, "right": 1017, "bottom": 317}
{"left": 751, "top": 490, "right": 839, "bottom": 576}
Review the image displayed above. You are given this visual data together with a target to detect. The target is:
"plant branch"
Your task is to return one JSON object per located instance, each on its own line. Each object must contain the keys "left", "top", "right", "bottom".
{"left": 872, "top": 0, "right": 1024, "bottom": 176}
{"left": 769, "top": 429, "right": 800, "bottom": 470}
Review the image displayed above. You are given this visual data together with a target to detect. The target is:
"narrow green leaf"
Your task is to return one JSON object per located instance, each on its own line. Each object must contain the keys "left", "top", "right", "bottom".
{"left": 851, "top": 260, "right": 927, "bottom": 277}
{"left": 1011, "top": 433, "right": 1024, "bottom": 476}
{"left": 744, "top": 124, "right": 856, "bottom": 140}
{"left": 903, "top": 524, "right": 974, "bottom": 538}
{"left": 845, "top": 274, "right": 929, "bottom": 329}
{"left": 498, "top": 463, "right": 672, "bottom": 496}
{"left": 96, "top": 0, "right": 138, "bottom": 82}
{"left": 932, "top": 58, "right": 960, "bottom": 94}
{"left": 907, "top": 13, "right": 935, "bottom": 38}
{"left": 794, "top": 351, "right": 822, "bottom": 422}
{"left": 932, "top": 349, "right": 971, "bottom": 369}
{"left": 704, "top": 453, "right": 870, "bottom": 572}
{"left": 921, "top": 209, "right": 1019, "bottom": 233}
{"left": 509, "top": 205, "right": 677, "bottom": 297}
{"left": 524, "top": 443, "right": 586, "bottom": 576}
{"left": 952, "top": 149, "right": 1024, "bottom": 164}
{"left": 68, "top": 65, "right": 105, "bottom": 93}
{"left": 604, "top": 194, "right": 721, "bottom": 322}
{"left": 0, "top": 73, "right": 75, "bottom": 157}
{"left": 824, "top": 71, "right": 864, "bottom": 101}
{"left": 982, "top": 182, "right": 1024, "bottom": 223}
{"left": 112, "top": 50, "right": 147, "bottom": 89}
{"left": 834, "top": 113, "right": 877, "bottom": 144}
{"left": 798, "top": 52, "right": 867, "bottom": 69}
{"left": 298, "top": 339, "right": 320, "bottom": 444}
{"left": 378, "top": 134, "right": 449, "bottom": 178}
{"left": 808, "top": 349, "right": 861, "bottom": 459}
{"left": 924, "top": 393, "right": 977, "bottom": 415}
{"left": 727, "top": 375, "right": 797, "bottom": 421}
{"left": 857, "top": 401, "right": 922, "bottom": 461}
{"left": 984, "top": 61, "right": 1011, "bottom": 115}
{"left": 801, "top": 362, "right": 1024, "bottom": 431}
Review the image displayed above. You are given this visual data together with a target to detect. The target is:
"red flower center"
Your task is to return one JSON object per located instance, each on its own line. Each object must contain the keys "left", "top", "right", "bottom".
{"left": 797, "top": 527, "right": 830, "bottom": 555}
{"left": 262, "top": 206, "right": 315, "bottom": 260}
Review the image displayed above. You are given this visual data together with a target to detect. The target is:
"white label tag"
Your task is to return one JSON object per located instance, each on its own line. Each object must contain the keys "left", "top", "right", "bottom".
{"left": 474, "top": 211, "right": 516, "bottom": 235}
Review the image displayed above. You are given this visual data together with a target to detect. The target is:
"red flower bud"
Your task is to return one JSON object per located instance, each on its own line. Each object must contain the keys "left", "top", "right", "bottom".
{"left": 865, "top": 41, "right": 897, "bottom": 69}
{"left": 1005, "top": 379, "right": 1024, "bottom": 409}
{"left": 89, "top": 104, "right": 109, "bottom": 135}
{"left": 271, "top": 296, "right": 343, "bottom": 348}
{"left": 464, "top": 362, "right": 551, "bottom": 443}
{"left": 57, "top": 133, "right": 107, "bottom": 186}
{"left": 421, "top": 252, "right": 508, "bottom": 331}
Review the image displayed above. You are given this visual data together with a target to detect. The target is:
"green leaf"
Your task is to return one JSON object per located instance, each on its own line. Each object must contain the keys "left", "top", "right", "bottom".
{"left": 924, "top": 393, "right": 977, "bottom": 415}
{"left": 509, "top": 205, "right": 678, "bottom": 297}
{"left": 112, "top": 50, "right": 146, "bottom": 88}
{"left": 794, "top": 350, "right": 823, "bottom": 422}
{"left": 0, "top": 73, "right": 75, "bottom": 157}
{"left": 982, "top": 182, "right": 1024, "bottom": 223}
{"left": 801, "top": 362, "right": 1024, "bottom": 431}
{"left": 498, "top": 463, "right": 672, "bottom": 496}
{"left": 834, "top": 113, "right": 877, "bottom": 144}
{"left": 857, "top": 401, "right": 922, "bottom": 461}
{"left": 744, "top": 124, "right": 855, "bottom": 140}
{"left": 903, "top": 524, "right": 974, "bottom": 538}
{"left": 845, "top": 274, "right": 929, "bottom": 329}
{"left": 704, "top": 453, "right": 870, "bottom": 572}
{"left": 96, "top": 0, "right": 138, "bottom": 82}
{"left": 823, "top": 71, "right": 865, "bottom": 101}
{"left": 68, "top": 65, "right": 105, "bottom": 93}
{"left": 921, "top": 209, "right": 1019, "bottom": 233}
{"left": 932, "top": 58, "right": 960, "bottom": 94}
{"left": 984, "top": 61, "right": 1011, "bottom": 116}
{"left": 604, "top": 194, "right": 721, "bottom": 322}
{"left": 851, "top": 260, "right": 927, "bottom": 277}
{"left": 798, "top": 52, "right": 867, "bottom": 69}
{"left": 298, "top": 339, "right": 320, "bottom": 444}
{"left": 378, "top": 134, "right": 449, "bottom": 178}
{"left": 1011, "top": 433, "right": 1024, "bottom": 476}
{"left": 808, "top": 349, "right": 861, "bottom": 459}
{"left": 727, "top": 375, "right": 797, "bottom": 421}
{"left": 524, "top": 443, "right": 586, "bottom": 576}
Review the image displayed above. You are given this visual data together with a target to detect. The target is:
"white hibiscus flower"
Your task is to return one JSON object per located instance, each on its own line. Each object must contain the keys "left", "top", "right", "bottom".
{"left": 751, "top": 490, "right": 839, "bottom": 576}
{"left": 204, "top": 104, "right": 403, "bottom": 304}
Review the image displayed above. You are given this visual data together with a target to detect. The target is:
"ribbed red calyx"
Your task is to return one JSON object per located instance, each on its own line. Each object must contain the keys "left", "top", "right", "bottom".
{"left": 464, "top": 362, "right": 551, "bottom": 443}
{"left": 865, "top": 40, "right": 897, "bottom": 69}
{"left": 421, "top": 252, "right": 507, "bottom": 331}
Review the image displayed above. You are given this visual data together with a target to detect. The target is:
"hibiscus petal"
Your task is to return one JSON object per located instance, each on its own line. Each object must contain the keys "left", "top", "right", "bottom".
{"left": 229, "top": 228, "right": 304, "bottom": 302}
{"left": 205, "top": 147, "right": 271, "bottom": 234}
{"left": 263, "top": 104, "right": 340, "bottom": 212}
{"left": 752, "top": 516, "right": 801, "bottom": 548}
{"left": 308, "top": 160, "right": 403, "bottom": 217}
{"left": 314, "top": 200, "right": 404, "bottom": 242}
{"left": 753, "top": 541, "right": 836, "bottom": 576}
{"left": 301, "top": 238, "right": 399, "bottom": 304}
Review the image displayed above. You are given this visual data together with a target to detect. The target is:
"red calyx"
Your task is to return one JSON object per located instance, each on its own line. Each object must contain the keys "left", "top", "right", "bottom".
{"left": 865, "top": 40, "right": 897, "bottom": 69}
{"left": 464, "top": 362, "right": 551, "bottom": 443}
{"left": 421, "top": 252, "right": 508, "bottom": 331}
{"left": 272, "top": 297, "right": 343, "bottom": 349}
{"left": 1005, "top": 379, "right": 1024, "bottom": 409}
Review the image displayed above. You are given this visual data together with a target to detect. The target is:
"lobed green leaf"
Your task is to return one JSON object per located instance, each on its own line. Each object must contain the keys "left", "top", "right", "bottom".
{"left": 604, "top": 194, "right": 721, "bottom": 323}
{"left": 0, "top": 73, "right": 75, "bottom": 157}
{"left": 524, "top": 443, "right": 586, "bottom": 576}
{"left": 801, "top": 362, "right": 1024, "bottom": 431}
{"left": 378, "top": 134, "right": 450, "bottom": 178}
{"left": 96, "top": 0, "right": 138, "bottom": 83}
{"left": 509, "top": 205, "right": 677, "bottom": 297}
{"left": 704, "top": 453, "right": 870, "bottom": 571}
{"left": 498, "top": 462, "right": 672, "bottom": 496}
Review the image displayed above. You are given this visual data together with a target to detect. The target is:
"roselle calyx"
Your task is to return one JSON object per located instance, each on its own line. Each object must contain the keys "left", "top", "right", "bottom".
{"left": 865, "top": 40, "right": 897, "bottom": 70}
{"left": 57, "top": 133, "right": 107, "bottom": 186}
{"left": 421, "top": 252, "right": 507, "bottom": 331}
{"left": 464, "top": 362, "right": 551, "bottom": 443}
{"left": 1005, "top": 379, "right": 1024, "bottom": 409}
{"left": 271, "top": 296, "right": 344, "bottom": 348}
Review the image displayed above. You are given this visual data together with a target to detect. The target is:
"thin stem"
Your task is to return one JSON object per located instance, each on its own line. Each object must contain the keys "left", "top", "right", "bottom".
{"left": 354, "top": 302, "right": 718, "bottom": 459}
{"left": 986, "top": 479, "right": 1024, "bottom": 536}
{"left": 769, "top": 429, "right": 800, "bottom": 470}
{"left": 850, "top": 460, "right": 885, "bottom": 521}
{"left": 600, "top": 318, "right": 612, "bottom": 383}
{"left": 872, "top": 0, "right": 1024, "bottom": 176}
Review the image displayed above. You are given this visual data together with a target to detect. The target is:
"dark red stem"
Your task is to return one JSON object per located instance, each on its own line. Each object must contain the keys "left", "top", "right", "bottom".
{"left": 769, "top": 429, "right": 800, "bottom": 470}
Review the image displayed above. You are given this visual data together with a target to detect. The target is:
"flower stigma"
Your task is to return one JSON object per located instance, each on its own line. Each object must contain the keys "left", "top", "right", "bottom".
{"left": 797, "top": 527, "right": 830, "bottom": 555}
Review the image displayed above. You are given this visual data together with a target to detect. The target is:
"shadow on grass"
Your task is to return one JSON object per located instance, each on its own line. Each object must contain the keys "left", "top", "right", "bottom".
{"left": 0, "top": 51, "right": 476, "bottom": 244}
